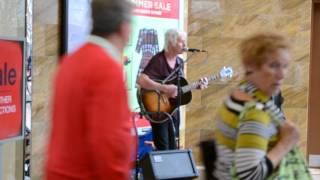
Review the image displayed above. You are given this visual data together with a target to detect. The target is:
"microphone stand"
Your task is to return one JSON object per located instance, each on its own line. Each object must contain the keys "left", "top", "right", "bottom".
{"left": 162, "top": 52, "right": 196, "bottom": 150}
{"left": 175, "top": 60, "right": 182, "bottom": 150}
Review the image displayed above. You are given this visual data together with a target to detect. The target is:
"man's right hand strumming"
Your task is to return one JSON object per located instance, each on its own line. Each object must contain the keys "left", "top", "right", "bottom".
{"left": 159, "top": 84, "right": 177, "bottom": 98}
{"left": 137, "top": 73, "right": 178, "bottom": 98}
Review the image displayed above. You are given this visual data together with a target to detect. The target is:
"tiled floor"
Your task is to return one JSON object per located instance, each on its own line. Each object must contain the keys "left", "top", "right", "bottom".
{"left": 196, "top": 167, "right": 320, "bottom": 180}
{"left": 310, "top": 168, "right": 320, "bottom": 180}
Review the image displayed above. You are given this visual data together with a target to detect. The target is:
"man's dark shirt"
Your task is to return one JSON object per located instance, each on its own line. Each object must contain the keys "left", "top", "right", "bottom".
{"left": 142, "top": 50, "right": 184, "bottom": 82}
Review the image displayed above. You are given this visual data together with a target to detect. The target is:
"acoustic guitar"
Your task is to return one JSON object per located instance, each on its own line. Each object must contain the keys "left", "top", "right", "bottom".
{"left": 137, "top": 66, "right": 233, "bottom": 123}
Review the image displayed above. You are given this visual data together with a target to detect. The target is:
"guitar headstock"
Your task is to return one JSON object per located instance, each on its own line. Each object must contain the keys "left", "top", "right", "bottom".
{"left": 219, "top": 66, "right": 233, "bottom": 79}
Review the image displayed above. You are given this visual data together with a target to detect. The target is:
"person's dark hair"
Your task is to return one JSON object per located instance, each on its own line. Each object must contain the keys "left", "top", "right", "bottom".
{"left": 91, "top": 0, "right": 133, "bottom": 37}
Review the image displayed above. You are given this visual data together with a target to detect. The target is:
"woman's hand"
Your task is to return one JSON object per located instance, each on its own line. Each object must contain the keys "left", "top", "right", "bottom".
{"left": 278, "top": 121, "right": 300, "bottom": 151}
{"left": 267, "top": 120, "right": 300, "bottom": 168}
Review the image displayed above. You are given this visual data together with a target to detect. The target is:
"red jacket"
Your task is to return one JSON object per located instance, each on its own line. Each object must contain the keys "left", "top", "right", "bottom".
{"left": 45, "top": 43, "right": 134, "bottom": 180}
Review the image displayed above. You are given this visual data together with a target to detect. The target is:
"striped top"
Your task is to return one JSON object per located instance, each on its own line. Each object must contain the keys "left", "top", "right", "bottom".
{"left": 214, "top": 81, "right": 285, "bottom": 180}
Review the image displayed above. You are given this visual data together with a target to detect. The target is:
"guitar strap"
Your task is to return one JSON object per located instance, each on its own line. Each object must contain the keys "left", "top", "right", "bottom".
{"left": 162, "top": 56, "right": 184, "bottom": 84}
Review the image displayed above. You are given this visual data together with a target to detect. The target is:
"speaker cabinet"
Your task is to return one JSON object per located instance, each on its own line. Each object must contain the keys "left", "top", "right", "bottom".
{"left": 141, "top": 149, "right": 199, "bottom": 180}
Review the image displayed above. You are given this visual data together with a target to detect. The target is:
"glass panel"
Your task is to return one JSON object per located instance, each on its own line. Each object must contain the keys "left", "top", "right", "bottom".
{"left": 0, "top": 0, "right": 25, "bottom": 38}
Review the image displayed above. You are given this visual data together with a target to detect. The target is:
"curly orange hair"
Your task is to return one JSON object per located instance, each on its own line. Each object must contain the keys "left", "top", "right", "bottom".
{"left": 240, "top": 32, "right": 290, "bottom": 68}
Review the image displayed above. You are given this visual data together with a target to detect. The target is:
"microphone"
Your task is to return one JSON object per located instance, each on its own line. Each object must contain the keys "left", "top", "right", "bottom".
{"left": 183, "top": 47, "right": 207, "bottom": 52}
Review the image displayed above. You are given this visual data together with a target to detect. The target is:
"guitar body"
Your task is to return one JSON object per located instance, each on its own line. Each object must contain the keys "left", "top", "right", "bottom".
{"left": 137, "top": 66, "right": 234, "bottom": 123}
{"left": 138, "top": 77, "right": 192, "bottom": 123}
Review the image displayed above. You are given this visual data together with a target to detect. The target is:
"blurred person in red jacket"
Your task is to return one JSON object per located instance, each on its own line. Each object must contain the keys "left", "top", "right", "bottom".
{"left": 45, "top": 0, "right": 134, "bottom": 179}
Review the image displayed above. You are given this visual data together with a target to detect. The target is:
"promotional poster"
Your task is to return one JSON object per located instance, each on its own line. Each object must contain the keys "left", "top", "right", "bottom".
{"left": 125, "top": 0, "right": 185, "bottom": 110}
{"left": 0, "top": 39, "right": 24, "bottom": 141}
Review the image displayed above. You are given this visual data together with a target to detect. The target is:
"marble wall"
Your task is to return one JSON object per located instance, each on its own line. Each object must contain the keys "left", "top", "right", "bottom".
{"left": 31, "top": 0, "right": 59, "bottom": 179}
{"left": 185, "top": 0, "right": 311, "bottom": 164}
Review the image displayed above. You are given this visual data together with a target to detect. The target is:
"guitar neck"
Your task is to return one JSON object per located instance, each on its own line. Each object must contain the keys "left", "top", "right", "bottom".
{"left": 181, "top": 73, "right": 220, "bottom": 93}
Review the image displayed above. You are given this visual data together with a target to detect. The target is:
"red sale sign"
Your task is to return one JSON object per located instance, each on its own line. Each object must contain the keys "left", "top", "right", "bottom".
{"left": 0, "top": 39, "right": 23, "bottom": 141}
{"left": 132, "top": 0, "right": 179, "bottom": 19}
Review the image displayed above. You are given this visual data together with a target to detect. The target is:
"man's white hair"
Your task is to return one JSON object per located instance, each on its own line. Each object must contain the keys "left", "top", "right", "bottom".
{"left": 163, "top": 29, "right": 186, "bottom": 52}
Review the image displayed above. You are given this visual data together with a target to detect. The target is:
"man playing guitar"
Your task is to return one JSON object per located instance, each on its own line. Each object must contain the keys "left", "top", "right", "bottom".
{"left": 137, "top": 29, "right": 208, "bottom": 150}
